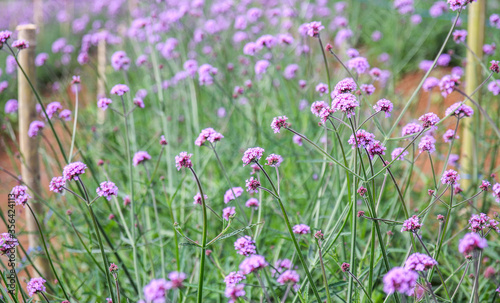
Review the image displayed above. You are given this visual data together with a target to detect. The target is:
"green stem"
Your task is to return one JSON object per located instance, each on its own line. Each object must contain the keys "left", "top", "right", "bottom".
{"left": 25, "top": 203, "right": 70, "bottom": 301}
{"left": 189, "top": 167, "right": 208, "bottom": 303}
{"left": 255, "top": 162, "right": 322, "bottom": 302}
{"left": 68, "top": 83, "right": 79, "bottom": 162}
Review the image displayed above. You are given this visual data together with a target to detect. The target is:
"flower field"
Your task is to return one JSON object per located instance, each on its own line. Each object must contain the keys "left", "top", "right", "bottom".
{"left": 1, "top": 0, "right": 500, "bottom": 302}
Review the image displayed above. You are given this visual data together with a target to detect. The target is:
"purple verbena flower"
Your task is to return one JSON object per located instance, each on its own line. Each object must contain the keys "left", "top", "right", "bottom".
{"left": 445, "top": 102, "right": 473, "bottom": 118}
{"left": 265, "top": 154, "right": 283, "bottom": 167}
{"left": 239, "top": 254, "right": 268, "bottom": 274}
{"left": 195, "top": 128, "right": 224, "bottom": 146}
{"left": 331, "top": 93, "right": 359, "bottom": 118}
{"left": 245, "top": 198, "right": 259, "bottom": 209}
{"left": 175, "top": 152, "right": 193, "bottom": 170}
{"left": 418, "top": 135, "right": 436, "bottom": 153}
{"left": 26, "top": 277, "right": 46, "bottom": 297}
{"left": 271, "top": 116, "right": 288, "bottom": 133}
{"left": 133, "top": 151, "right": 151, "bottom": 166}
{"left": 383, "top": 267, "right": 418, "bottom": 296}
{"left": 28, "top": 120, "right": 45, "bottom": 137}
{"left": 10, "top": 185, "right": 31, "bottom": 206}
{"left": 193, "top": 193, "right": 208, "bottom": 205}
{"left": 391, "top": 147, "right": 409, "bottom": 161}
{"left": 458, "top": 232, "right": 487, "bottom": 255}
{"left": 110, "top": 84, "right": 130, "bottom": 96}
{"left": 234, "top": 236, "right": 256, "bottom": 256}
{"left": 418, "top": 112, "right": 440, "bottom": 129}
{"left": 49, "top": 176, "right": 65, "bottom": 193}
{"left": 348, "top": 130, "right": 375, "bottom": 149}
{"left": 404, "top": 253, "right": 437, "bottom": 271}
{"left": 292, "top": 224, "right": 311, "bottom": 234}
{"left": 224, "top": 272, "right": 246, "bottom": 286}
{"left": 373, "top": 99, "right": 393, "bottom": 117}
{"left": 223, "top": 206, "right": 236, "bottom": 221}
{"left": 242, "top": 147, "right": 264, "bottom": 166}
{"left": 401, "top": 215, "right": 421, "bottom": 232}
{"left": 224, "top": 187, "right": 244, "bottom": 204}
{"left": 441, "top": 169, "right": 460, "bottom": 185}
{"left": 63, "top": 162, "right": 87, "bottom": 181}
{"left": 245, "top": 177, "right": 260, "bottom": 193}
{"left": 347, "top": 57, "right": 370, "bottom": 74}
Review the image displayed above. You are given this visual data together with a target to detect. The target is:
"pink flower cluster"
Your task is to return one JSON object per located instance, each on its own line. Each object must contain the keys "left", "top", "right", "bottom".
{"left": 245, "top": 177, "right": 260, "bottom": 193}
{"left": 133, "top": 151, "right": 151, "bottom": 166}
{"left": 445, "top": 102, "right": 474, "bottom": 119}
{"left": 242, "top": 147, "right": 264, "bottom": 166}
{"left": 271, "top": 116, "right": 288, "bottom": 133}
{"left": 404, "top": 253, "right": 437, "bottom": 271}
{"left": 10, "top": 185, "right": 31, "bottom": 206}
{"left": 96, "top": 181, "right": 119, "bottom": 201}
{"left": 193, "top": 193, "right": 208, "bottom": 205}
{"left": 292, "top": 224, "right": 311, "bottom": 234}
{"left": 441, "top": 169, "right": 460, "bottom": 185}
{"left": 401, "top": 215, "right": 422, "bottom": 232}
{"left": 175, "top": 152, "right": 193, "bottom": 170}
{"left": 458, "top": 232, "right": 487, "bottom": 255}
{"left": 331, "top": 93, "right": 359, "bottom": 118}
{"left": 469, "top": 213, "right": 499, "bottom": 233}
{"left": 234, "top": 236, "right": 256, "bottom": 256}
{"left": 195, "top": 128, "right": 224, "bottom": 146}
{"left": 383, "top": 267, "right": 418, "bottom": 296}
{"left": 239, "top": 254, "right": 268, "bottom": 274}
{"left": 224, "top": 187, "right": 244, "bottom": 204}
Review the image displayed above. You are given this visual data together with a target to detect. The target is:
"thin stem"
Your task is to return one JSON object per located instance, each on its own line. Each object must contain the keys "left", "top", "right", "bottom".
{"left": 255, "top": 162, "right": 322, "bottom": 302}
{"left": 189, "top": 167, "right": 208, "bottom": 303}
{"left": 119, "top": 95, "right": 141, "bottom": 297}
{"left": 255, "top": 272, "right": 272, "bottom": 303}
{"left": 79, "top": 179, "right": 116, "bottom": 303}
{"left": 68, "top": 83, "right": 79, "bottom": 162}
{"left": 25, "top": 203, "right": 70, "bottom": 301}
{"left": 316, "top": 239, "right": 332, "bottom": 303}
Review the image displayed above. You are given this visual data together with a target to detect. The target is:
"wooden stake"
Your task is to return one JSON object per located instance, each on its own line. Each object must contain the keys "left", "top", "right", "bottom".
{"left": 460, "top": 1, "right": 485, "bottom": 190}
{"left": 33, "top": 0, "right": 43, "bottom": 29}
{"left": 17, "top": 24, "right": 53, "bottom": 281}
{"left": 97, "top": 35, "right": 106, "bottom": 125}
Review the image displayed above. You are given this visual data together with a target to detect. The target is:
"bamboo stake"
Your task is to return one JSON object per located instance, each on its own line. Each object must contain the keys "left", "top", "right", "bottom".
{"left": 460, "top": 1, "right": 485, "bottom": 190}
{"left": 17, "top": 24, "right": 53, "bottom": 281}
{"left": 33, "top": 0, "right": 43, "bottom": 29}
{"left": 97, "top": 36, "right": 106, "bottom": 125}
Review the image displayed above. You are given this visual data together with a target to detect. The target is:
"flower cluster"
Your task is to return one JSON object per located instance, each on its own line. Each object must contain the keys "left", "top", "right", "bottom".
{"left": 441, "top": 169, "right": 460, "bottom": 185}
{"left": 404, "top": 253, "right": 437, "bottom": 271}
{"left": 234, "top": 236, "right": 256, "bottom": 256}
{"left": 193, "top": 193, "right": 208, "bottom": 205}
{"left": 224, "top": 187, "right": 244, "bottom": 204}
{"left": 242, "top": 147, "right": 264, "bottom": 166}
{"left": 401, "top": 215, "right": 422, "bottom": 232}
{"left": 265, "top": 154, "right": 283, "bottom": 167}
{"left": 331, "top": 93, "right": 359, "bottom": 118}
{"left": 469, "top": 213, "right": 500, "bottom": 233}
{"left": 175, "top": 152, "right": 193, "bottom": 170}
{"left": 373, "top": 99, "right": 393, "bottom": 117}
{"left": 383, "top": 267, "right": 418, "bottom": 296}
{"left": 223, "top": 207, "right": 236, "bottom": 221}
{"left": 133, "top": 151, "right": 151, "bottom": 166}
{"left": 239, "top": 254, "right": 268, "bottom": 274}
{"left": 292, "top": 224, "right": 311, "bottom": 234}
{"left": 245, "top": 177, "right": 260, "bottom": 193}
{"left": 63, "top": 161, "right": 87, "bottom": 181}
{"left": 26, "top": 277, "right": 46, "bottom": 297}
{"left": 348, "top": 129, "right": 375, "bottom": 149}
{"left": 96, "top": 181, "right": 119, "bottom": 201}
{"left": 271, "top": 116, "right": 289, "bottom": 133}
{"left": 195, "top": 128, "right": 224, "bottom": 146}
{"left": 458, "top": 232, "right": 488, "bottom": 255}
{"left": 445, "top": 102, "right": 474, "bottom": 119}
{"left": 10, "top": 185, "right": 31, "bottom": 206}
{"left": 0, "top": 233, "right": 19, "bottom": 255}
